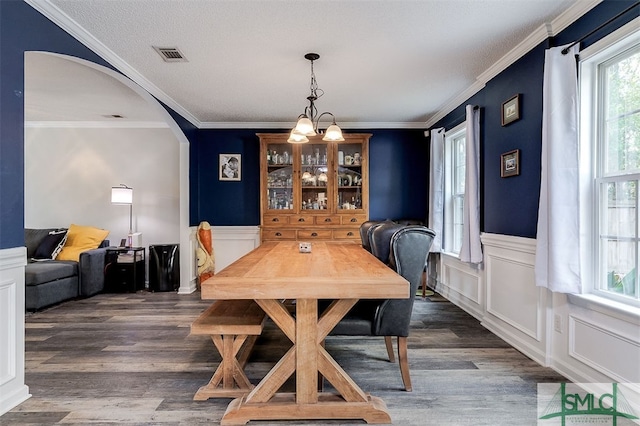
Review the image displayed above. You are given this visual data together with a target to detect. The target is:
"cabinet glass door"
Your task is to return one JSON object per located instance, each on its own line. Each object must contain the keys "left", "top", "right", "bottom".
{"left": 336, "top": 143, "right": 363, "bottom": 210}
{"left": 266, "top": 143, "right": 293, "bottom": 210}
{"left": 299, "top": 143, "right": 330, "bottom": 211}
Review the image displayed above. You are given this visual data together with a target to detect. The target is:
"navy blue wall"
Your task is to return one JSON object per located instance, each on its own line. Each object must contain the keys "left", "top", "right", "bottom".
{"left": 0, "top": 1, "right": 197, "bottom": 249}
{"left": 2, "top": 0, "right": 636, "bottom": 248}
{"left": 0, "top": 0, "right": 112, "bottom": 249}
{"left": 189, "top": 128, "right": 428, "bottom": 225}
{"left": 190, "top": 129, "right": 263, "bottom": 226}
{"left": 429, "top": 0, "right": 638, "bottom": 239}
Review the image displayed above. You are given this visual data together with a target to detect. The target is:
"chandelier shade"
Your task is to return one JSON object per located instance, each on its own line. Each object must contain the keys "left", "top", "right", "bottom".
{"left": 323, "top": 122, "right": 345, "bottom": 142}
{"left": 294, "top": 116, "right": 316, "bottom": 136}
{"left": 288, "top": 53, "right": 345, "bottom": 143}
{"left": 287, "top": 129, "right": 310, "bottom": 144}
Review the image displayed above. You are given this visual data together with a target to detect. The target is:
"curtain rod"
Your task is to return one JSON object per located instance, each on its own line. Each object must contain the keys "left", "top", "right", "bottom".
{"left": 562, "top": 1, "right": 640, "bottom": 54}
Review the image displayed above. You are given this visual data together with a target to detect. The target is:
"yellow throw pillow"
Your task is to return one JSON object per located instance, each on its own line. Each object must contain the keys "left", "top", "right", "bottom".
{"left": 56, "top": 224, "right": 109, "bottom": 262}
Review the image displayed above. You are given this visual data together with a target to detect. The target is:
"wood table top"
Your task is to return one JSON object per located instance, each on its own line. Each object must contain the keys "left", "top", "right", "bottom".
{"left": 201, "top": 241, "right": 409, "bottom": 300}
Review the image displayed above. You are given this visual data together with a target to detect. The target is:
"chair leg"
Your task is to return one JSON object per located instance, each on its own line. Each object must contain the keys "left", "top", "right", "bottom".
{"left": 397, "top": 336, "right": 412, "bottom": 392}
{"left": 384, "top": 336, "right": 395, "bottom": 362}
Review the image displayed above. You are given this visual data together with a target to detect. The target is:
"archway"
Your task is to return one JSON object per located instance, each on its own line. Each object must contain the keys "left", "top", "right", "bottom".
{"left": 24, "top": 51, "right": 194, "bottom": 293}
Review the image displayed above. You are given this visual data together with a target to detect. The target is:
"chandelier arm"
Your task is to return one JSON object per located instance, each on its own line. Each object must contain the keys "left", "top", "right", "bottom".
{"left": 315, "top": 111, "right": 337, "bottom": 129}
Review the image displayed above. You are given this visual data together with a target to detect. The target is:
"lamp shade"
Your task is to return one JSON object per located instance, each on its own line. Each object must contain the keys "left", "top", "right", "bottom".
{"left": 111, "top": 186, "right": 133, "bottom": 204}
{"left": 294, "top": 116, "right": 316, "bottom": 136}
{"left": 287, "top": 129, "right": 310, "bottom": 144}
{"left": 322, "top": 123, "right": 345, "bottom": 142}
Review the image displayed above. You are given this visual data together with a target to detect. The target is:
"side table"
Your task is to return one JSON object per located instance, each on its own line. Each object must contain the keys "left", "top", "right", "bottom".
{"left": 104, "top": 247, "right": 146, "bottom": 293}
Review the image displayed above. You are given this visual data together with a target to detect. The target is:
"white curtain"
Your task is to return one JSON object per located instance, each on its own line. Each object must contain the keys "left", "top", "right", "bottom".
{"left": 535, "top": 44, "right": 581, "bottom": 293}
{"left": 428, "top": 128, "right": 445, "bottom": 252}
{"left": 459, "top": 105, "right": 483, "bottom": 264}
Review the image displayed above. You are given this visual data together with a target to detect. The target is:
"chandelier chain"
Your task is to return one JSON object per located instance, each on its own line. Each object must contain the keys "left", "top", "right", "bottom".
{"left": 288, "top": 52, "right": 344, "bottom": 143}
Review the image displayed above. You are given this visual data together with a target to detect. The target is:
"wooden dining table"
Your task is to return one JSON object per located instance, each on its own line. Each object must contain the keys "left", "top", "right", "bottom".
{"left": 201, "top": 240, "right": 409, "bottom": 425}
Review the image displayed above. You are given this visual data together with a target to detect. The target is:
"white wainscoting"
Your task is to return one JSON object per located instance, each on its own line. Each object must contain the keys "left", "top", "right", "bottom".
{"left": 188, "top": 226, "right": 261, "bottom": 287}
{"left": 0, "top": 247, "right": 30, "bottom": 415}
{"left": 552, "top": 293, "right": 640, "bottom": 406}
{"left": 481, "top": 233, "right": 550, "bottom": 366}
{"left": 437, "top": 233, "right": 639, "bottom": 391}
{"left": 435, "top": 252, "right": 484, "bottom": 319}
{"left": 569, "top": 315, "right": 640, "bottom": 383}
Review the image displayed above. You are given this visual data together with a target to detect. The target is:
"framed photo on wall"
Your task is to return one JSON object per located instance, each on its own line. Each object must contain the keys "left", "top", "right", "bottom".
{"left": 501, "top": 94, "right": 521, "bottom": 126}
{"left": 501, "top": 149, "right": 520, "bottom": 178}
{"left": 219, "top": 154, "right": 241, "bottom": 181}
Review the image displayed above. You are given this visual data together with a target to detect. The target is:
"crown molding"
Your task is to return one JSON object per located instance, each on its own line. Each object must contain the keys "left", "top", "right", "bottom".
{"left": 424, "top": 80, "right": 486, "bottom": 128}
{"left": 424, "top": 0, "right": 602, "bottom": 129}
{"left": 25, "top": 0, "right": 202, "bottom": 129}
{"left": 198, "top": 121, "right": 427, "bottom": 130}
{"left": 27, "top": 0, "right": 602, "bottom": 132}
{"left": 25, "top": 120, "right": 170, "bottom": 129}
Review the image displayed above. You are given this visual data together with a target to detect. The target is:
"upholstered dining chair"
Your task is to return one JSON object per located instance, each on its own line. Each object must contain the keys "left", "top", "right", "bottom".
{"left": 328, "top": 225, "right": 436, "bottom": 391}
{"left": 369, "top": 221, "right": 405, "bottom": 264}
{"left": 358, "top": 220, "right": 381, "bottom": 252}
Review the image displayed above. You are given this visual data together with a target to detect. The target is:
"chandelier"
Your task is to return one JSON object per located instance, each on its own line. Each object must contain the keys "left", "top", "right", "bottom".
{"left": 287, "top": 53, "right": 345, "bottom": 144}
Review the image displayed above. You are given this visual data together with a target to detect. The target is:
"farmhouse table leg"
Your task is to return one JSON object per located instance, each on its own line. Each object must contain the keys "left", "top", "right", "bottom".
{"left": 219, "top": 298, "right": 392, "bottom": 425}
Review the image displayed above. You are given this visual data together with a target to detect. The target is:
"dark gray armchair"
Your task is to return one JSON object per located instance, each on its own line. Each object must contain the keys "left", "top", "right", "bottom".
{"left": 358, "top": 220, "right": 382, "bottom": 252}
{"left": 330, "top": 225, "right": 436, "bottom": 391}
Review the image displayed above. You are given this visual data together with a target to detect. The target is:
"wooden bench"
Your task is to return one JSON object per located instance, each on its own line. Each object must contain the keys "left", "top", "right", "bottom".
{"left": 190, "top": 299, "right": 266, "bottom": 400}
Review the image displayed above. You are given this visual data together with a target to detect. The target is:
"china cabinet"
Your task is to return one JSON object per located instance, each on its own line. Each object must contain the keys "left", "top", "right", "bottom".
{"left": 258, "top": 133, "right": 371, "bottom": 242}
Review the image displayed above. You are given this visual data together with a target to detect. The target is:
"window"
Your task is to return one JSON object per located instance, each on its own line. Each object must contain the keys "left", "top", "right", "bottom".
{"left": 444, "top": 123, "right": 466, "bottom": 254}
{"left": 580, "top": 20, "right": 640, "bottom": 307}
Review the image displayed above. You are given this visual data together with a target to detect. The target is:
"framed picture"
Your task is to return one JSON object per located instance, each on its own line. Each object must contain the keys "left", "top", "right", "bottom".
{"left": 219, "top": 154, "right": 241, "bottom": 181}
{"left": 501, "top": 94, "right": 521, "bottom": 126}
{"left": 501, "top": 149, "right": 520, "bottom": 178}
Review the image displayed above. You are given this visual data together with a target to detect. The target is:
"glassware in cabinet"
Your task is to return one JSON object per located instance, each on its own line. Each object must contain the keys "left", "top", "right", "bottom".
{"left": 266, "top": 142, "right": 293, "bottom": 210}
{"left": 299, "top": 143, "right": 330, "bottom": 210}
{"left": 336, "top": 141, "right": 364, "bottom": 210}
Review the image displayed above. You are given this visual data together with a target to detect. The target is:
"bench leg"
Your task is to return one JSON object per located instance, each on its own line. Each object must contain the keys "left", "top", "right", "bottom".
{"left": 194, "top": 334, "right": 259, "bottom": 400}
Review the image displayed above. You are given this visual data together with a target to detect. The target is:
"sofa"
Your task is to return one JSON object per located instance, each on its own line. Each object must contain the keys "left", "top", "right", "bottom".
{"left": 25, "top": 226, "right": 110, "bottom": 311}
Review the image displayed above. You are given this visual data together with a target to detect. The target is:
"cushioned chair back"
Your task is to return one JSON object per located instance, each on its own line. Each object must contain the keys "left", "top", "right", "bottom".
{"left": 374, "top": 225, "right": 436, "bottom": 337}
{"left": 369, "top": 221, "right": 404, "bottom": 264}
{"left": 359, "top": 220, "right": 381, "bottom": 252}
{"left": 395, "top": 219, "right": 424, "bottom": 226}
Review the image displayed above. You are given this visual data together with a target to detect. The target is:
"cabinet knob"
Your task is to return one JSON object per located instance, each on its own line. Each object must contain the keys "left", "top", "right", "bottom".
{"left": 324, "top": 218, "right": 332, "bottom": 222}
{"left": 311, "top": 232, "right": 318, "bottom": 237}
{"left": 350, "top": 218, "right": 357, "bottom": 222}
{"left": 347, "top": 232, "right": 353, "bottom": 236}
{"left": 272, "top": 217, "right": 279, "bottom": 222}
{"left": 275, "top": 232, "right": 282, "bottom": 237}
{"left": 298, "top": 218, "right": 305, "bottom": 222}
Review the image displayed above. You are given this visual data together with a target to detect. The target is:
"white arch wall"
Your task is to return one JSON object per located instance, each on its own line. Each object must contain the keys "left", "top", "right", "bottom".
{"left": 24, "top": 52, "right": 195, "bottom": 293}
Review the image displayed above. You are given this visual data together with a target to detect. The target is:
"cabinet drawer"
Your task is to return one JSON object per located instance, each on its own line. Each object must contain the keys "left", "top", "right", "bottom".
{"left": 333, "top": 229, "right": 360, "bottom": 239}
{"left": 297, "top": 229, "right": 333, "bottom": 239}
{"left": 290, "top": 215, "right": 314, "bottom": 224}
{"left": 263, "top": 215, "right": 289, "bottom": 226}
{"left": 262, "top": 229, "right": 297, "bottom": 240}
{"left": 341, "top": 214, "right": 368, "bottom": 225}
{"left": 315, "top": 215, "right": 341, "bottom": 225}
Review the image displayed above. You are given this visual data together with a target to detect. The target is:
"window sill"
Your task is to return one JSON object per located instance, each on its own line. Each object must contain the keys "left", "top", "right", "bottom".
{"left": 568, "top": 293, "right": 640, "bottom": 325}
{"left": 440, "top": 251, "right": 460, "bottom": 259}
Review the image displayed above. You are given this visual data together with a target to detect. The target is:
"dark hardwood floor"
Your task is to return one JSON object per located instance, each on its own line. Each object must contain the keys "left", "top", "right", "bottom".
{"left": 1, "top": 291, "right": 566, "bottom": 425}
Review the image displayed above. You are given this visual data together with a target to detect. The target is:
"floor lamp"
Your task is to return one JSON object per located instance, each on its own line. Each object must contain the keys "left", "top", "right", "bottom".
{"left": 111, "top": 184, "right": 133, "bottom": 247}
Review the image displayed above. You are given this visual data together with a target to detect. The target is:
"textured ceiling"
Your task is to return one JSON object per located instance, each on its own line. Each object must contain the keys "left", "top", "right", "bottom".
{"left": 27, "top": 0, "right": 597, "bottom": 128}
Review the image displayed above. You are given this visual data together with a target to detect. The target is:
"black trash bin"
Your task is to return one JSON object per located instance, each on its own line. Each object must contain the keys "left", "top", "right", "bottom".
{"left": 149, "top": 244, "right": 180, "bottom": 292}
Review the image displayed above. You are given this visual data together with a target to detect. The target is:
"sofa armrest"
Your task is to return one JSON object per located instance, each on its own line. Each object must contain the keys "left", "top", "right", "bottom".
{"left": 78, "top": 247, "right": 109, "bottom": 297}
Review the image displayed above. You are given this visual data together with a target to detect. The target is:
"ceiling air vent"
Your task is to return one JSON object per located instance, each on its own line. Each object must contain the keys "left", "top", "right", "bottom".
{"left": 153, "top": 46, "right": 188, "bottom": 63}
